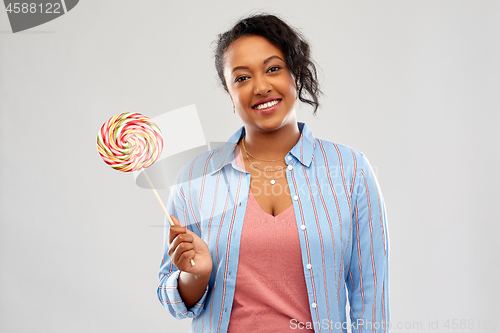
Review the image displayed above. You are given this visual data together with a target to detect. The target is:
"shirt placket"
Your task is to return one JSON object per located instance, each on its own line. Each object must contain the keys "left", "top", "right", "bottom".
{"left": 286, "top": 153, "right": 322, "bottom": 327}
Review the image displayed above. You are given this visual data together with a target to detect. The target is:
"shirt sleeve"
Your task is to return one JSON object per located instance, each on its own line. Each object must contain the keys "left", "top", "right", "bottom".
{"left": 157, "top": 171, "right": 209, "bottom": 319}
{"left": 346, "top": 152, "right": 390, "bottom": 333}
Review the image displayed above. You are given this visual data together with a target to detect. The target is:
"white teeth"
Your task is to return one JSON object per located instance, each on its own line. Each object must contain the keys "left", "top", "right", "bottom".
{"left": 254, "top": 99, "right": 280, "bottom": 110}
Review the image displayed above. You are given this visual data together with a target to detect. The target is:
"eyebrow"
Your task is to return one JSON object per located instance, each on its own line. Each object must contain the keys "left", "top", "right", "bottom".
{"left": 231, "top": 55, "right": 284, "bottom": 73}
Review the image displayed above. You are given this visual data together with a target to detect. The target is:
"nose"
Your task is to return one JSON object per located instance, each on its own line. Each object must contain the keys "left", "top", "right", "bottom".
{"left": 253, "top": 74, "right": 271, "bottom": 95}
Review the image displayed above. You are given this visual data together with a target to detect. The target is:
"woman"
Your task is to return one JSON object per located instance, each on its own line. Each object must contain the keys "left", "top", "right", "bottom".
{"left": 158, "top": 14, "right": 390, "bottom": 333}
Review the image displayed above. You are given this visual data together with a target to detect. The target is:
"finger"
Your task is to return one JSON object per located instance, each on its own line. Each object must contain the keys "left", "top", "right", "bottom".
{"left": 173, "top": 243, "right": 195, "bottom": 267}
{"left": 167, "top": 233, "right": 194, "bottom": 257}
{"left": 168, "top": 225, "right": 189, "bottom": 245}
{"left": 178, "top": 249, "right": 196, "bottom": 270}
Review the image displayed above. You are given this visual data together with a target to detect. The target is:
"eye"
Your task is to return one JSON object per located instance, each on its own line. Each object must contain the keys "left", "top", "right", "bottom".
{"left": 235, "top": 75, "right": 249, "bottom": 83}
{"left": 267, "top": 66, "right": 281, "bottom": 73}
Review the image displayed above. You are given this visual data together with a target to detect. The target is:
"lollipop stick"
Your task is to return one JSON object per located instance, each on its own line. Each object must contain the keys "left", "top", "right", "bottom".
{"left": 143, "top": 169, "right": 195, "bottom": 266}
{"left": 142, "top": 170, "right": 169, "bottom": 216}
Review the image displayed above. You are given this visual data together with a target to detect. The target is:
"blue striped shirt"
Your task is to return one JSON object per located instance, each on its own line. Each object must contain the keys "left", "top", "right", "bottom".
{"left": 158, "top": 122, "right": 390, "bottom": 333}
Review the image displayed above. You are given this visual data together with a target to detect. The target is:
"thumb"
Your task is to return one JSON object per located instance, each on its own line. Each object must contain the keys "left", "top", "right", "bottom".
{"left": 168, "top": 214, "right": 182, "bottom": 226}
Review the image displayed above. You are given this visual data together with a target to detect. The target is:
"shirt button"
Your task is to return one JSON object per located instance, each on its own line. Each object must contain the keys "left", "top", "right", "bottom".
{"left": 287, "top": 156, "right": 292, "bottom": 161}
{"left": 293, "top": 195, "right": 298, "bottom": 201}
{"left": 311, "top": 303, "right": 317, "bottom": 309}
{"left": 300, "top": 225, "right": 306, "bottom": 230}
{"left": 306, "top": 263, "right": 312, "bottom": 269}
{"left": 288, "top": 165, "right": 293, "bottom": 170}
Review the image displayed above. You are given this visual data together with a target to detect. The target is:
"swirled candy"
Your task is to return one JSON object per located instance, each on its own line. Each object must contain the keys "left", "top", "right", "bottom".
{"left": 97, "top": 113, "right": 163, "bottom": 172}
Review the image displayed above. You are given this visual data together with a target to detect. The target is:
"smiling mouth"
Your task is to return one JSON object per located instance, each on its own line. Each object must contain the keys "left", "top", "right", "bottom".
{"left": 252, "top": 99, "right": 281, "bottom": 110}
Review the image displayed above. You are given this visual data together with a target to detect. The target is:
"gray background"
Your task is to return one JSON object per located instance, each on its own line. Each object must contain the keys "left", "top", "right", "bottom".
{"left": 1, "top": 0, "right": 499, "bottom": 332}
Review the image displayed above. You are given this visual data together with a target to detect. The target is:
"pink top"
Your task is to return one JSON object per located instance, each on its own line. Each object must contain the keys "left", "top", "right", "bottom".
{"left": 227, "top": 144, "right": 314, "bottom": 333}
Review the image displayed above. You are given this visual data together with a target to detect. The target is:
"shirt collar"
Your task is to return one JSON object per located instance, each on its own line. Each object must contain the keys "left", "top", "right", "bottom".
{"left": 209, "top": 122, "right": 315, "bottom": 175}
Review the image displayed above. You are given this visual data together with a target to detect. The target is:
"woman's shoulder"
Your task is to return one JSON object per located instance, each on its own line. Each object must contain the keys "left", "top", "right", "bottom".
{"left": 312, "top": 137, "right": 378, "bottom": 185}
{"left": 313, "top": 137, "right": 365, "bottom": 162}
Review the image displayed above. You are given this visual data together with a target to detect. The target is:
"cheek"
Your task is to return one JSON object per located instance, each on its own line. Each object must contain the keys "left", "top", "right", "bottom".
{"left": 229, "top": 86, "right": 251, "bottom": 107}
{"left": 229, "top": 89, "right": 242, "bottom": 106}
{"left": 286, "top": 76, "right": 298, "bottom": 99}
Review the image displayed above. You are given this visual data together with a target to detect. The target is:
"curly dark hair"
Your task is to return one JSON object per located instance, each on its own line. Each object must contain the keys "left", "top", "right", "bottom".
{"left": 214, "top": 14, "right": 321, "bottom": 114}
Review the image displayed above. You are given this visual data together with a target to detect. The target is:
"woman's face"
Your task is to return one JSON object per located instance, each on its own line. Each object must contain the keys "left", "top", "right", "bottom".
{"left": 223, "top": 35, "right": 298, "bottom": 133}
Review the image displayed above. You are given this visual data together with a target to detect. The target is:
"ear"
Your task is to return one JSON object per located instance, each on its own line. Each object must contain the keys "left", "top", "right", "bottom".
{"left": 292, "top": 77, "right": 299, "bottom": 100}
{"left": 290, "top": 72, "right": 299, "bottom": 94}
{"left": 225, "top": 88, "right": 233, "bottom": 102}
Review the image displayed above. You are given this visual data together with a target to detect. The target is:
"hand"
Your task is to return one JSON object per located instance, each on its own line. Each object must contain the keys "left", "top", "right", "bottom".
{"left": 167, "top": 215, "right": 212, "bottom": 277}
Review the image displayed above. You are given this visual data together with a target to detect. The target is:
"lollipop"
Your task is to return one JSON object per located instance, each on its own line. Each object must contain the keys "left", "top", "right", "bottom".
{"left": 97, "top": 112, "right": 163, "bottom": 172}
{"left": 97, "top": 112, "right": 195, "bottom": 265}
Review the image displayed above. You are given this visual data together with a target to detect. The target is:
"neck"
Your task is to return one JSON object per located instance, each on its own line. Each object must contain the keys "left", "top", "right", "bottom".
{"left": 240, "top": 122, "right": 301, "bottom": 160}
